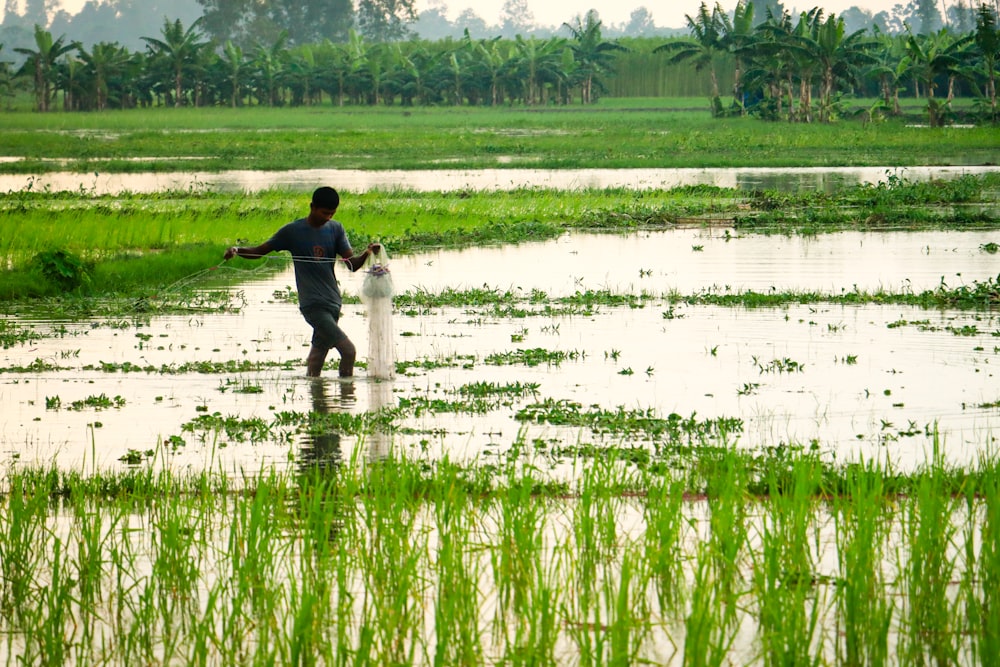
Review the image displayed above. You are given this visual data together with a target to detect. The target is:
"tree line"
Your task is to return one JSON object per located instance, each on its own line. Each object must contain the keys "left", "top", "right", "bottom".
{"left": 655, "top": 1, "right": 999, "bottom": 125}
{"left": 0, "top": 1, "right": 997, "bottom": 126}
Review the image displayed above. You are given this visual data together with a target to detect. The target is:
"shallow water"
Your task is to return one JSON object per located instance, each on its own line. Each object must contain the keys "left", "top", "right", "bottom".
{"left": 3, "top": 165, "right": 999, "bottom": 195}
{"left": 2, "top": 228, "right": 999, "bottom": 474}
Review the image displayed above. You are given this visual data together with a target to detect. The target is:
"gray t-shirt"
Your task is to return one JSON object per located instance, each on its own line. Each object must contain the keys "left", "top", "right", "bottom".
{"left": 267, "top": 217, "right": 352, "bottom": 309}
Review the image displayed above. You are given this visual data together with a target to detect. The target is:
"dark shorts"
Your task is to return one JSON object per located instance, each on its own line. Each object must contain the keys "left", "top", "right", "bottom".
{"left": 300, "top": 304, "right": 347, "bottom": 350}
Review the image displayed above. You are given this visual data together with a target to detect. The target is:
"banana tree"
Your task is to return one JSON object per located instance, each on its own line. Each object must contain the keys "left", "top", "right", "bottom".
{"left": 445, "top": 50, "right": 464, "bottom": 105}
{"left": 218, "top": 40, "right": 250, "bottom": 108}
{"left": 0, "top": 46, "right": 14, "bottom": 107}
{"left": 14, "top": 25, "right": 79, "bottom": 112}
{"left": 723, "top": 0, "right": 756, "bottom": 113}
{"left": 508, "top": 35, "right": 567, "bottom": 105}
{"left": 903, "top": 28, "right": 974, "bottom": 126}
{"left": 77, "top": 41, "right": 132, "bottom": 111}
{"left": 358, "top": 42, "right": 390, "bottom": 105}
{"left": 57, "top": 56, "right": 85, "bottom": 111}
{"left": 287, "top": 44, "right": 320, "bottom": 106}
{"left": 562, "top": 9, "right": 627, "bottom": 104}
{"left": 141, "top": 17, "right": 211, "bottom": 107}
{"left": 738, "top": 9, "right": 796, "bottom": 119}
{"left": 867, "top": 30, "right": 908, "bottom": 117}
{"left": 314, "top": 31, "right": 368, "bottom": 107}
{"left": 788, "top": 9, "right": 825, "bottom": 122}
{"left": 788, "top": 13, "right": 876, "bottom": 122}
{"left": 749, "top": 8, "right": 815, "bottom": 121}
{"left": 471, "top": 35, "right": 507, "bottom": 106}
{"left": 251, "top": 32, "right": 290, "bottom": 107}
{"left": 387, "top": 44, "right": 441, "bottom": 106}
{"left": 973, "top": 3, "right": 999, "bottom": 120}
{"left": 654, "top": 2, "right": 728, "bottom": 116}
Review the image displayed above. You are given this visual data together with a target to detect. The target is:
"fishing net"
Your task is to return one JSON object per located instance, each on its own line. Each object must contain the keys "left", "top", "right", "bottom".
{"left": 360, "top": 246, "right": 395, "bottom": 380}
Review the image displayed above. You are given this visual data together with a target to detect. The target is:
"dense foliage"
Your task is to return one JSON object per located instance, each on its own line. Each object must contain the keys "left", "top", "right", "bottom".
{"left": 0, "top": 2, "right": 997, "bottom": 125}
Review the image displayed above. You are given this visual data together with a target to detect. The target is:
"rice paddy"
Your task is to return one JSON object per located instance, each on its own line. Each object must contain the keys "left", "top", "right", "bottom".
{"left": 2, "top": 106, "right": 1000, "bottom": 664}
{"left": 4, "top": 223, "right": 1000, "bottom": 663}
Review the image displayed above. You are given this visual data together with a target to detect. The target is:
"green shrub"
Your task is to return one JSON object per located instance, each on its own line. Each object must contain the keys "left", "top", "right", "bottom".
{"left": 34, "top": 249, "right": 91, "bottom": 290}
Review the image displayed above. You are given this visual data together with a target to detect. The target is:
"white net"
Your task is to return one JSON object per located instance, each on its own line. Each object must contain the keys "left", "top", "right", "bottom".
{"left": 360, "top": 246, "right": 395, "bottom": 380}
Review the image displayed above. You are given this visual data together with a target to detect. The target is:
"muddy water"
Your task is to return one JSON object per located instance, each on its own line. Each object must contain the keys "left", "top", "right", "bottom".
{"left": 2, "top": 228, "right": 999, "bottom": 474}
{"left": 3, "top": 165, "right": 998, "bottom": 195}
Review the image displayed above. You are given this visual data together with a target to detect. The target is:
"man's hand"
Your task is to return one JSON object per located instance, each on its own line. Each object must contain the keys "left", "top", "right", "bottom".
{"left": 224, "top": 246, "right": 239, "bottom": 260}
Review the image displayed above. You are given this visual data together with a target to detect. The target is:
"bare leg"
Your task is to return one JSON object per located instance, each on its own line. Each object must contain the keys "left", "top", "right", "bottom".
{"left": 334, "top": 337, "right": 357, "bottom": 377}
{"left": 306, "top": 345, "right": 328, "bottom": 377}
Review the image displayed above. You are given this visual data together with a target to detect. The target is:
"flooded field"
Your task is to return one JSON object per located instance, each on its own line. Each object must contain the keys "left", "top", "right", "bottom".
{"left": 5, "top": 109, "right": 1000, "bottom": 664}
{"left": 4, "top": 164, "right": 1000, "bottom": 195}
{"left": 3, "top": 227, "right": 998, "bottom": 475}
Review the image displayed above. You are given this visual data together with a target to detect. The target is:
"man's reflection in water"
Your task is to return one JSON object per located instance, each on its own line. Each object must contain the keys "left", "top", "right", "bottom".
{"left": 297, "top": 378, "right": 356, "bottom": 549}
{"left": 298, "top": 378, "right": 356, "bottom": 475}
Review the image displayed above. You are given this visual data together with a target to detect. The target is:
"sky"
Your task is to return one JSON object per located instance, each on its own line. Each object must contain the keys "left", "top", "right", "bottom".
{"left": 418, "top": 0, "right": 902, "bottom": 28}
{"left": 6, "top": 0, "right": 907, "bottom": 29}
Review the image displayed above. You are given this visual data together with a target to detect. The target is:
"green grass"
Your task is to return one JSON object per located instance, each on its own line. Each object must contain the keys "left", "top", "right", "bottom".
{"left": 0, "top": 445, "right": 998, "bottom": 665}
{"left": 2, "top": 173, "right": 998, "bottom": 308}
{"left": 2, "top": 94, "right": 999, "bottom": 666}
{"left": 1, "top": 100, "right": 997, "bottom": 173}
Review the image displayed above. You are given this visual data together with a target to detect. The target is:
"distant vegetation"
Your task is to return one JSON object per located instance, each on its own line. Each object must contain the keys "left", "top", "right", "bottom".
{"left": 0, "top": 1, "right": 997, "bottom": 127}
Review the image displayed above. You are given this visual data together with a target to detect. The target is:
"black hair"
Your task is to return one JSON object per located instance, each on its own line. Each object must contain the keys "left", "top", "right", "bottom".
{"left": 311, "top": 186, "right": 340, "bottom": 210}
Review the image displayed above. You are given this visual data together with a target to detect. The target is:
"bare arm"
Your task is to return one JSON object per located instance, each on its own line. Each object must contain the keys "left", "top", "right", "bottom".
{"left": 341, "top": 243, "right": 381, "bottom": 272}
{"left": 224, "top": 241, "right": 273, "bottom": 260}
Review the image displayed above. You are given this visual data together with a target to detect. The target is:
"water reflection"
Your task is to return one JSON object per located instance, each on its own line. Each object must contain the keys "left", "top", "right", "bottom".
{"left": 367, "top": 380, "right": 394, "bottom": 462}
{"left": 3, "top": 165, "right": 997, "bottom": 195}
{"left": 297, "top": 378, "right": 355, "bottom": 475}
{"left": 2, "top": 229, "right": 998, "bottom": 473}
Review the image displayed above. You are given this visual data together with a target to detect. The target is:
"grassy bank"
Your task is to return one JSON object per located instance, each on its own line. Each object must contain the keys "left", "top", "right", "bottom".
{"left": 1, "top": 173, "right": 998, "bottom": 306}
{"left": 1, "top": 100, "right": 997, "bottom": 172}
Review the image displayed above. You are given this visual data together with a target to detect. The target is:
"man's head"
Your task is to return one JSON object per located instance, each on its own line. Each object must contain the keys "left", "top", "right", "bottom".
{"left": 309, "top": 186, "right": 339, "bottom": 225}
{"left": 312, "top": 186, "right": 340, "bottom": 211}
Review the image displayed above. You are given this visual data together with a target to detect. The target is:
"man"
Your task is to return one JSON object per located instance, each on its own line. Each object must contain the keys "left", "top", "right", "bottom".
{"left": 224, "top": 186, "right": 379, "bottom": 377}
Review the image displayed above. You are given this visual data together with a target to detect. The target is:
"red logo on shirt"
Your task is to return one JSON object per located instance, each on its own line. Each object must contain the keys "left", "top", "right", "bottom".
{"left": 313, "top": 246, "right": 326, "bottom": 258}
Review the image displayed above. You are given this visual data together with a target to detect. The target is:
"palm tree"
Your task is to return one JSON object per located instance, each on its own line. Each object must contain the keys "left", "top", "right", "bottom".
{"left": 14, "top": 25, "right": 78, "bottom": 112}
{"left": 654, "top": 2, "right": 727, "bottom": 116}
{"left": 141, "top": 17, "right": 211, "bottom": 107}
{"left": 562, "top": 10, "right": 627, "bottom": 104}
